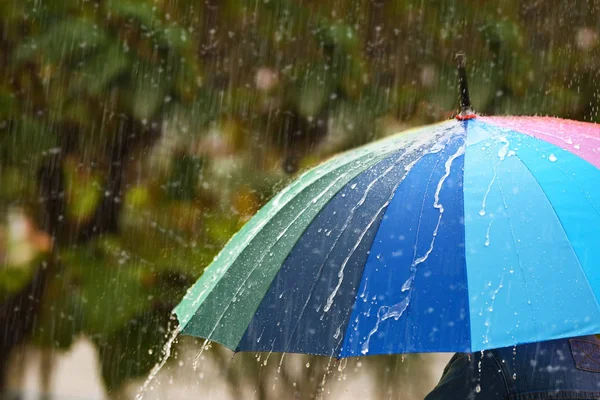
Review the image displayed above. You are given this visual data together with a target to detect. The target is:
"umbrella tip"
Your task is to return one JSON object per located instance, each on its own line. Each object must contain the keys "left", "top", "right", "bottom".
{"left": 455, "top": 52, "right": 467, "bottom": 68}
{"left": 455, "top": 52, "right": 476, "bottom": 121}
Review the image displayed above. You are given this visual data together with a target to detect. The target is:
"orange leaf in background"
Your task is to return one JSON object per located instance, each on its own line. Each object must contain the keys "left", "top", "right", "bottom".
{"left": 232, "top": 186, "right": 260, "bottom": 220}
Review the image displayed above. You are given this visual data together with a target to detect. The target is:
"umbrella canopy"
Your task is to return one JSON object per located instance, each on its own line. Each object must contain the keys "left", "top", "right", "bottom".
{"left": 174, "top": 115, "right": 600, "bottom": 358}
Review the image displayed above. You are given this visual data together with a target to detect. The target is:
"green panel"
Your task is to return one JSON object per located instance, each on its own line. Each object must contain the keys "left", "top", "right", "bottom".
{"left": 175, "top": 120, "right": 457, "bottom": 349}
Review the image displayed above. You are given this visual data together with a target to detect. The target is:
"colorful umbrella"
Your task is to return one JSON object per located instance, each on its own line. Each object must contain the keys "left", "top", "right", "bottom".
{"left": 174, "top": 61, "right": 600, "bottom": 358}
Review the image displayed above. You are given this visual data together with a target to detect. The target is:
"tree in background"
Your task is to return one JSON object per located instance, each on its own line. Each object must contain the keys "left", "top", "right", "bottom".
{"left": 1, "top": 0, "right": 600, "bottom": 398}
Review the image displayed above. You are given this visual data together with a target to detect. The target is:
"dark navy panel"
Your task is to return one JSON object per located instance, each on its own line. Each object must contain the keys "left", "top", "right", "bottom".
{"left": 342, "top": 133, "right": 470, "bottom": 356}
{"left": 236, "top": 145, "right": 431, "bottom": 356}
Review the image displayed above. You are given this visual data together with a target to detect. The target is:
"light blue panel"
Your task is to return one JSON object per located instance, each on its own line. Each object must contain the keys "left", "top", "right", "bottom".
{"left": 464, "top": 121, "right": 536, "bottom": 350}
{"left": 465, "top": 120, "right": 600, "bottom": 351}
{"left": 465, "top": 119, "right": 498, "bottom": 147}
{"left": 496, "top": 128, "right": 600, "bottom": 297}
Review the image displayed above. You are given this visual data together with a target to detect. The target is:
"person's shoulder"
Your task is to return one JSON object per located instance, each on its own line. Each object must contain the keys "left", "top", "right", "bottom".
{"left": 426, "top": 336, "right": 600, "bottom": 400}
{"left": 489, "top": 335, "right": 600, "bottom": 399}
{"left": 425, "top": 351, "right": 508, "bottom": 400}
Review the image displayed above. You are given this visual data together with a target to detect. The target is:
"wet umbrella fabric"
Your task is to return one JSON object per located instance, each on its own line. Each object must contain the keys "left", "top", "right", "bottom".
{"left": 174, "top": 116, "right": 600, "bottom": 358}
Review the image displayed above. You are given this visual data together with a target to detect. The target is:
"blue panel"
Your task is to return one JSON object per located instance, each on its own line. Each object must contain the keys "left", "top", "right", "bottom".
{"left": 464, "top": 120, "right": 600, "bottom": 351}
{"left": 237, "top": 145, "right": 431, "bottom": 356}
{"left": 342, "top": 132, "right": 469, "bottom": 356}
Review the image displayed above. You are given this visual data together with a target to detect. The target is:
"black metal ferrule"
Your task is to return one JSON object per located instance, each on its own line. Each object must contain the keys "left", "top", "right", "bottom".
{"left": 456, "top": 53, "right": 472, "bottom": 115}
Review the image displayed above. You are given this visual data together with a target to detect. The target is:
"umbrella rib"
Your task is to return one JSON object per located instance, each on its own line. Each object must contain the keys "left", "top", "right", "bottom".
{"left": 410, "top": 161, "right": 438, "bottom": 266}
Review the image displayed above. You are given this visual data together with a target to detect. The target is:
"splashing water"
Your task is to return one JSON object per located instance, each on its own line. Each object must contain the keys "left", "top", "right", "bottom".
{"left": 482, "top": 276, "right": 504, "bottom": 345}
{"left": 277, "top": 352, "right": 286, "bottom": 373}
{"left": 361, "top": 294, "right": 411, "bottom": 354}
{"left": 135, "top": 323, "right": 181, "bottom": 400}
{"left": 477, "top": 349, "right": 484, "bottom": 390}
{"left": 333, "top": 325, "right": 342, "bottom": 340}
{"left": 318, "top": 351, "right": 337, "bottom": 398}
{"left": 480, "top": 136, "right": 509, "bottom": 216}
{"left": 337, "top": 358, "right": 348, "bottom": 372}
{"left": 484, "top": 220, "right": 494, "bottom": 247}
{"left": 193, "top": 338, "right": 213, "bottom": 370}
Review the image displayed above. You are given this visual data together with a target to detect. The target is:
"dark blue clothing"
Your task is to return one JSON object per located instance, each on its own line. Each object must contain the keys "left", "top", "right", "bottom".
{"left": 425, "top": 335, "right": 600, "bottom": 400}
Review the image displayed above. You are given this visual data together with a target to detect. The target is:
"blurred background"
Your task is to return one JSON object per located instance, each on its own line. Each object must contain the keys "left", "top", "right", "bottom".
{"left": 1, "top": 0, "right": 599, "bottom": 398}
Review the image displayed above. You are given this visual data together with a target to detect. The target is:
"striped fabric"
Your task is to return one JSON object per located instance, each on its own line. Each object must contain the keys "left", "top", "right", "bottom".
{"left": 175, "top": 117, "right": 600, "bottom": 357}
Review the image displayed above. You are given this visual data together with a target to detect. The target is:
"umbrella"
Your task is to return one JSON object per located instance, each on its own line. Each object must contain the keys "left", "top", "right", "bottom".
{"left": 173, "top": 58, "right": 600, "bottom": 358}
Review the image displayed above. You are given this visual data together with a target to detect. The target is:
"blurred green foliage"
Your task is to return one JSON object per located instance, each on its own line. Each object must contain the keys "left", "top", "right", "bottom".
{"left": 1, "top": 0, "right": 600, "bottom": 396}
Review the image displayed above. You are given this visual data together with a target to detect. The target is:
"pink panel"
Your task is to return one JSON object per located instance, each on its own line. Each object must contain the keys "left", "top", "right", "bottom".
{"left": 480, "top": 116, "right": 600, "bottom": 168}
